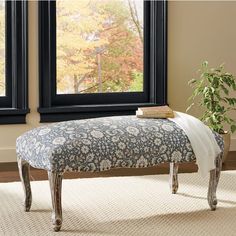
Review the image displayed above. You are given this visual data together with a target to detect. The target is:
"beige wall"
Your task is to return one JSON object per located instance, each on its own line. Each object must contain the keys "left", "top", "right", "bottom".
{"left": 0, "top": 1, "right": 40, "bottom": 163}
{"left": 168, "top": 1, "right": 236, "bottom": 149}
{"left": 0, "top": 1, "right": 236, "bottom": 163}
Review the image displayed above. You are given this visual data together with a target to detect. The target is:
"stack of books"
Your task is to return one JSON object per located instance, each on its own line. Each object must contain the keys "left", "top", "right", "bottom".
{"left": 136, "top": 105, "right": 175, "bottom": 119}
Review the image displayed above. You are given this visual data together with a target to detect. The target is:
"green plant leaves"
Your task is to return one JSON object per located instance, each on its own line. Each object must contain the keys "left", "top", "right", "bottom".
{"left": 188, "top": 78, "right": 196, "bottom": 85}
{"left": 187, "top": 61, "right": 236, "bottom": 134}
{"left": 220, "top": 84, "right": 229, "bottom": 95}
{"left": 202, "top": 61, "right": 208, "bottom": 68}
{"left": 231, "top": 124, "right": 236, "bottom": 133}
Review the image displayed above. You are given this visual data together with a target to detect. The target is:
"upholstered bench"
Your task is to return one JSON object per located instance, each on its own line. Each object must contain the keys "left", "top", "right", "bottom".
{"left": 16, "top": 116, "right": 223, "bottom": 232}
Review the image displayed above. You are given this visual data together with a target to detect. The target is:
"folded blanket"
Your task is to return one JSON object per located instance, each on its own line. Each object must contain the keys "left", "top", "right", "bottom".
{"left": 169, "top": 112, "right": 222, "bottom": 177}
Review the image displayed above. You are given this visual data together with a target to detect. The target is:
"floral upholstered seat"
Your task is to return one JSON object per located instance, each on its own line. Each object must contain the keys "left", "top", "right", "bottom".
{"left": 16, "top": 115, "right": 224, "bottom": 232}
{"left": 16, "top": 115, "right": 223, "bottom": 173}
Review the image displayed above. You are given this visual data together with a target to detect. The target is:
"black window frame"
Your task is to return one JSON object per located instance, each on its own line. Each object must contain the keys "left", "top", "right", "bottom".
{"left": 0, "top": 0, "right": 29, "bottom": 124}
{"left": 38, "top": 0, "right": 167, "bottom": 122}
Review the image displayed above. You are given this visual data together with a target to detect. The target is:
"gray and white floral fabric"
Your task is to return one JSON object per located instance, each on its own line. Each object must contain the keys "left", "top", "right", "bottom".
{"left": 16, "top": 116, "right": 224, "bottom": 172}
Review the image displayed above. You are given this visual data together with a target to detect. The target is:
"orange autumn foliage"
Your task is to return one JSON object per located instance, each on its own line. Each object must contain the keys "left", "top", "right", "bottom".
{"left": 57, "top": 0, "right": 143, "bottom": 94}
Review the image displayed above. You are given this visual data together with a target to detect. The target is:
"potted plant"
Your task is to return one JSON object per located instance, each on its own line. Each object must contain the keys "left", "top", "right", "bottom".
{"left": 187, "top": 61, "right": 236, "bottom": 163}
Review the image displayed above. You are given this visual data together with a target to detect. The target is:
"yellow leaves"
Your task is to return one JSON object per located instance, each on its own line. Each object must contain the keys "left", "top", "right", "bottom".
{"left": 56, "top": 0, "right": 144, "bottom": 94}
{"left": 57, "top": 0, "right": 90, "bottom": 14}
{"left": 57, "top": 53, "right": 95, "bottom": 82}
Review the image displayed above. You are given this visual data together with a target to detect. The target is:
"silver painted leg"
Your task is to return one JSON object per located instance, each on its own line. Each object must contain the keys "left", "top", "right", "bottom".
{"left": 208, "top": 155, "right": 222, "bottom": 210}
{"left": 17, "top": 157, "right": 32, "bottom": 212}
{"left": 169, "top": 162, "right": 179, "bottom": 194}
{"left": 48, "top": 171, "right": 63, "bottom": 232}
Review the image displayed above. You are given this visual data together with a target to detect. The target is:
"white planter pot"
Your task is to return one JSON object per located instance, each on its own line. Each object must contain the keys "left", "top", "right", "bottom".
{"left": 220, "top": 132, "right": 231, "bottom": 163}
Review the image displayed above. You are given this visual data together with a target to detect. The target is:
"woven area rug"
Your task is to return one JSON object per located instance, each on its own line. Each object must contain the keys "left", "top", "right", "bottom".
{"left": 0, "top": 171, "right": 236, "bottom": 236}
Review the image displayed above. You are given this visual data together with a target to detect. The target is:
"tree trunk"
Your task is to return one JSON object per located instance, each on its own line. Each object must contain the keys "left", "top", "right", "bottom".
{"left": 73, "top": 74, "right": 79, "bottom": 93}
{"left": 97, "top": 53, "right": 102, "bottom": 93}
{"left": 128, "top": 0, "right": 143, "bottom": 44}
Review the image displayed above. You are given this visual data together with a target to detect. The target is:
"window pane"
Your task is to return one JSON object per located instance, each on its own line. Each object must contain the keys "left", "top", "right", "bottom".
{"left": 0, "top": 0, "right": 5, "bottom": 96}
{"left": 56, "top": 0, "right": 143, "bottom": 94}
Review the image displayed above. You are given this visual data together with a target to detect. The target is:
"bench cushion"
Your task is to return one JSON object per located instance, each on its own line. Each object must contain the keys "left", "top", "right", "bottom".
{"left": 16, "top": 116, "right": 224, "bottom": 172}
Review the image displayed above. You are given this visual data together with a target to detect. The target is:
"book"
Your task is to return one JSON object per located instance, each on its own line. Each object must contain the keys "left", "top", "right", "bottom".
{"left": 136, "top": 105, "right": 175, "bottom": 118}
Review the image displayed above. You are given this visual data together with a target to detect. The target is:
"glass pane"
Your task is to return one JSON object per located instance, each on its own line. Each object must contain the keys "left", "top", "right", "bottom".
{"left": 56, "top": 0, "right": 144, "bottom": 94}
{"left": 0, "top": 0, "right": 5, "bottom": 96}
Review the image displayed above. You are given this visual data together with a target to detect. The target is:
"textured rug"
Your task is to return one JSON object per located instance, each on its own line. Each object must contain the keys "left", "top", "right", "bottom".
{"left": 0, "top": 171, "right": 236, "bottom": 236}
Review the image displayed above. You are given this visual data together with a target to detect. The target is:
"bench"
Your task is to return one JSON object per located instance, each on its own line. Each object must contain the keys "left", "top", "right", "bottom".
{"left": 16, "top": 115, "right": 224, "bottom": 232}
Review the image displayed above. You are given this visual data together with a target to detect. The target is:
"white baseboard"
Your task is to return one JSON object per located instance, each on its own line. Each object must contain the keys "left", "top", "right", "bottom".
{"left": 1, "top": 137, "right": 236, "bottom": 163}
{"left": 0, "top": 147, "right": 16, "bottom": 163}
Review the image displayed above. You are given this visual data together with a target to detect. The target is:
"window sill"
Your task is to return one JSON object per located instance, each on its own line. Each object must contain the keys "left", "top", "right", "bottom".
{"left": 38, "top": 103, "right": 161, "bottom": 122}
{"left": 0, "top": 108, "right": 30, "bottom": 124}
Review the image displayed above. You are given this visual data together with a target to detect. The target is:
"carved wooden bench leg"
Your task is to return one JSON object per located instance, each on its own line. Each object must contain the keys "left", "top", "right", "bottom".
{"left": 169, "top": 162, "right": 179, "bottom": 194}
{"left": 208, "top": 155, "right": 222, "bottom": 211}
{"left": 17, "top": 157, "right": 32, "bottom": 212}
{"left": 48, "top": 171, "right": 63, "bottom": 232}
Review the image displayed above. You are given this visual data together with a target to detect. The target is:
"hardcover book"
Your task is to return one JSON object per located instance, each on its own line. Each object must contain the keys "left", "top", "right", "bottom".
{"left": 136, "top": 105, "right": 175, "bottom": 118}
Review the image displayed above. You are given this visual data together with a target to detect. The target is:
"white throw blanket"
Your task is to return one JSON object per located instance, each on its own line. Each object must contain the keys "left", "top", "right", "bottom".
{"left": 169, "top": 112, "right": 222, "bottom": 178}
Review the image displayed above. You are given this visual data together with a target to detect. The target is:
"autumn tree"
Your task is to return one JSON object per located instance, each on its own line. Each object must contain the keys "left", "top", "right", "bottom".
{"left": 57, "top": 0, "right": 144, "bottom": 94}
{"left": 85, "top": 0, "right": 144, "bottom": 93}
{"left": 57, "top": 0, "right": 108, "bottom": 93}
{"left": 0, "top": 0, "right": 5, "bottom": 96}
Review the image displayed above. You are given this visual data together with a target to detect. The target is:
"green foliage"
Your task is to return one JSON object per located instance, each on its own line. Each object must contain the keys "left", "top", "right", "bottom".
{"left": 129, "top": 71, "right": 143, "bottom": 92}
{"left": 187, "top": 61, "right": 236, "bottom": 134}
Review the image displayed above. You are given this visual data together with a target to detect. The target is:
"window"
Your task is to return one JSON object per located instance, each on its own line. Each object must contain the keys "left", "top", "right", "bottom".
{"left": 0, "top": 0, "right": 5, "bottom": 97}
{"left": 56, "top": 0, "right": 144, "bottom": 95}
{"left": 0, "top": 0, "right": 29, "bottom": 124}
{"left": 39, "top": 0, "right": 167, "bottom": 122}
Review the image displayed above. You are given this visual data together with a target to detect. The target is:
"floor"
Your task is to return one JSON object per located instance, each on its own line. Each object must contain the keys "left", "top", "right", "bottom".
{"left": 1, "top": 171, "right": 236, "bottom": 235}
{"left": 0, "top": 152, "right": 235, "bottom": 183}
